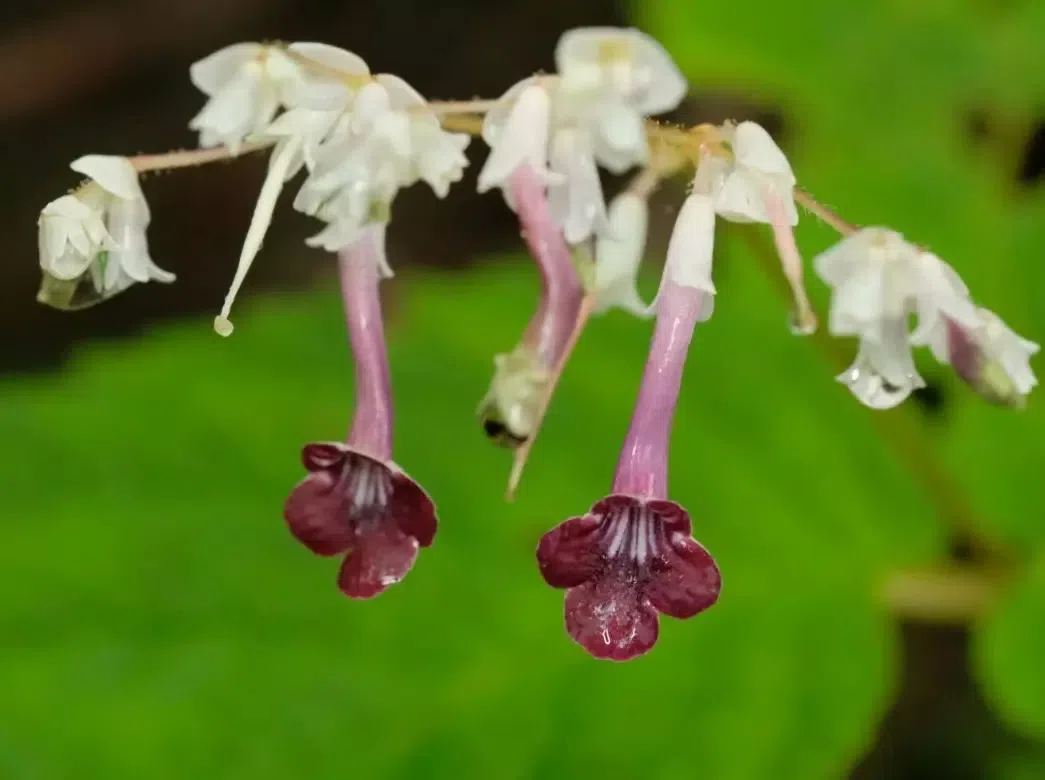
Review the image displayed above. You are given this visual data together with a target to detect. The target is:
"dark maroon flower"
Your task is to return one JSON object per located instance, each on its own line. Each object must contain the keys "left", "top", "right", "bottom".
{"left": 537, "top": 280, "right": 721, "bottom": 660}
{"left": 478, "top": 165, "right": 583, "bottom": 447}
{"left": 284, "top": 226, "right": 437, "bottom": 599}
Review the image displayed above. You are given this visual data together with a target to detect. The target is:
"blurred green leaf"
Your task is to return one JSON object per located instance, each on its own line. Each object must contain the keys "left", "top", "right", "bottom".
{"left": 975, "top": 551, "right": 1045, "bottom": 741}
{"left": 0, "top": 253, "right": 949, "bottom": 778}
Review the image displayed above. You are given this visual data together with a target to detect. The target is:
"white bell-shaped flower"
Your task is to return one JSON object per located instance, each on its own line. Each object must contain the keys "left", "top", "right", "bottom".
{"left": 555, "top": 27, "right": 687, "bottom": 115}
{"left": 547, "top": 126, "right": 606, "bottom": 244}
{"left": 712, "top": 121, "right": 797, "bottom": 224}
{"left": 477, "top": 78, "right": 554, "bottom": 196}
{"left": 816, "top": 229, "right": 977, "bottom": 340}
{"left": 280, "top": 42, "right": 369, "bottom": 111}
{"left": 216, "top": 70, "right": 467, "bottom": 335}
{"left": 593, "top": 191, "right": 649, "bottom": 316}
{"left": 838, "top": 322, "right": 926, "bottom": 410}
{"left": 815, "top": 227, "right": 981, "bottom": 408}
{"left": 38, "top": 155, "right": 173, "bottom": 301}
{"left": 929, "top": 306, "right": 1039, "bottom": 407}
{"left": 260, "top": 43, "right": 371, "bottom": 178}
{"left": 188, "top": 43, "right": 299, "bottom": 154}
{"left": 554, "top": 27, "right": 687, "bottom": 175}
{"left": 38, "top": 193, "right": 112, "bottom": 281}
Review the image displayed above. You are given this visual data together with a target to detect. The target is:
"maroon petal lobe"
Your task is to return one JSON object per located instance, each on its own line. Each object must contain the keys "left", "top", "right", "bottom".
{"left": 302, "top": 442, "right": 347, "bottom": 471}
{"left": 284, "top": 472, "right": 355, "bottom": 556}
{"left": 386, "top": 462, "right": 438, "bottom": 548}
{"left": 337, "top": 524, "right": 420, "bottom": 599}
{"left": 647, "top": 534, "right": 721, "bottom": 619}
{"left": 564, "top": 573, "right": 659, "bottom": 661}
{"left": 537, "top": 514, "right": 603, "bottom": 588}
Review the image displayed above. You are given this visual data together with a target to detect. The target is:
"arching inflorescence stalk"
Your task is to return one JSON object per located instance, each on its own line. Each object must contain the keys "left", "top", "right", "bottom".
{"left": 34, "top": 27, "right": 1038, "bottom": 661}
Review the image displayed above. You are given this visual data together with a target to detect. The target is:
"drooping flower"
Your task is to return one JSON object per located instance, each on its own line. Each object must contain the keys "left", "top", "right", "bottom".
{"left": 592, "top": 191, "right": 649, "bottom": 316}
{"left": 296, "top": 75, "right": 469, "bottom": 248}
{"left": 815, "top": 227, "right": 979, "bottom": 409}
{"left": 546, "top": 126, "right": 607, "bottom": 245}
{"left": 188, "top": 43, "right": 302, "bottom": 154}
{"left": 537, "top": 277, "right": 720, "bottom": 661}
{"left": 926, "top": 307, "right": 1038, "bottom": 407}
{"left": 214, "top": 69, "right": 469, "bottom": 335}
{"left": 477, "top": 78, "right": 554, "bottom": 196}
{"left": 554, "top": 26, "right": 687, "bottom": 173}
{"left": 478, "top": 165, "right": 584, "bottom": 447}
{"left": 37, "top": 155, "right": 174, "bottom": 309}
{"left": 284, "top": 226, "right": 437, "bottom": 598}
{"left": 706, "top": 121, "right": 817, "bottom": 331}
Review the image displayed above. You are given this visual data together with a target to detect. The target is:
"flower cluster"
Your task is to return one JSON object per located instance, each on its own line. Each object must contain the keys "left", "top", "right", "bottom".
{"left": 34, "top": 26, "right": 1037, "bottom": 661}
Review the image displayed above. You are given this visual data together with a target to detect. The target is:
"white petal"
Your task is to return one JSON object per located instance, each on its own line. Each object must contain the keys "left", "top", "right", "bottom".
{"left": 189, "top": 43, "right": 263, "bottom": 95}
{"left": 50, "top": 247, "right": 95, "bottom": 280}
{"left": 40, "top": 194, "right": 94, "bottom": 221}
{"left": 414, "top": 124, "right": 469, "bottom": 198}
{"left": 838, "top": 360, "right": 918, "bottom": 409}
{"left": 283, "top": 45, "right": 357, "bottom": 112}
{"left": 593, "top": 192, "right": 649, "bottom": 316}
{"left": 481, "top": 78, "right": 539, "bottom": 147}
{"left": 713, "top": 168, "right": 769, "bottom": 223}
{"left": 657, "top": 192, "right": 716, "bottom": 319}
{"left": 372, "top": 109, "right": 412, "bottom": 160}
{"left": 70, "top": 155, "right": 143, "bottom": 201}
{"left": 376, "top": 73, "right": 428, "bottom": 112}
{"left": 554, "top": 27, "right": 687, "bottom": 115}
{"left": 288, "top": 42, "right": 368, "bottom": 76}
{"left": 979, "top": 308, "right": 1039, "bottom": 394}
{"left": 591, "top": 100, "right": 648, "bottom": 173}
{"left": 838, "top": 323, "right": 925, "bottom": 409}
{"left": 305, "top": 218, "right": 365, "bottom": 252}
{"left": 351, "top": 81, "right": 392, "bottom": 134}
{"left": 909, "top": 251, "right": 978, "bottom": 355}
{"left": 189, "top": 63, "right": 277, "bottom": 154}
{"left": 477, "top": 83, "right": 551, "bottom": 194}
{"left": 214, "top": 140, "right": 297, "bottom": 336}
{"left": 827, "top": 263, "right": 886, "bottom": 337}
{"left": 732, "top": 122, "right": 795, "bottom": 179}
{"left": 105, "top": 196, "right": 152, "bottom": 284}
{"left": 547, "top": 127, "right": 607, "bottom": 244}
{"left": 367, "top": 222, "right": 394, "bottom": 279}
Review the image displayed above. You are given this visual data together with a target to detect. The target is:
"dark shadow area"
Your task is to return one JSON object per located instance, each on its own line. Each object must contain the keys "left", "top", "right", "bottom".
{"left": 1017, "top": 119, "right": 1045, "bottom": 188}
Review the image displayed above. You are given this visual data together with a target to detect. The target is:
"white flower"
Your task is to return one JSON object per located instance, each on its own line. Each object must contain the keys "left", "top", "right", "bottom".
{"left": 968, "top": 309, "right": 1039, "bottom": 396}
{"left": 837, "top": 323, "right": 925, "bottom": 409}
{"left": 929, "top": 306, "right": 1039, "bottom": 406}
{"left": 37, "top": 155, "right": 173, "bottom": 302}
{"left": 593, "top": 192, "right": 649, "bottom": 316}
{"left": 554, "top": 27, "right": 687, "bottom": 174}
{"left": 38, "top": 193, "right": 111, "bottom": 280}
{"left": 259, "top": 43, "right": 371, "bottom": 179}
{"left": 815, "top": 227, "right": 978, "bottom": 408}
{"left": 656, "top": 189, "right": 716, "bottom": 319}
{"left": 216, "top": 72, "right": 467, "bottom": 334}
{"left": 280, "top": 42, "right": 369, "bottom": 110}
{"left": 188, "top": 43, "right": 299, "bottom": 154}
{"left": 555, "top": 27, "right": 687, "bottom": 114}
{"left": 712, "top": 121, "right": 797, "bottom": 225}
{"left": 547, "top": 126, "right": 606, "bottom": 244}
{"left": 477, "top": 78, "right": 553, "bottom": 195}
{"left": 94, "top": 191, "right": 175, "bottom": 295}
